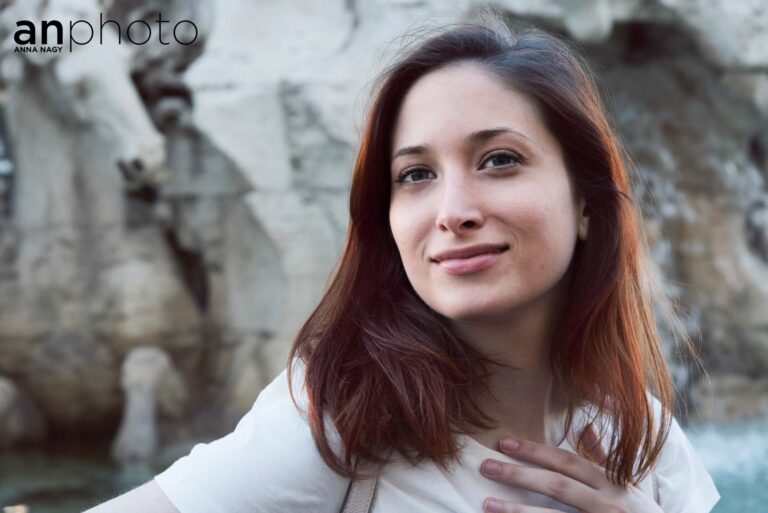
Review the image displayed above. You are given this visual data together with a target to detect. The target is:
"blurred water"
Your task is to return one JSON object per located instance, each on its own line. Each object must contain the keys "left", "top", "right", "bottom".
{"left": 0, "top": 420, "right": 765, "bottom": 512}
{"left": 0, "top": 439, "right": 175, "bottom": 513}
{"left": 686, "top": 419, "right": 768, "bottom": 513}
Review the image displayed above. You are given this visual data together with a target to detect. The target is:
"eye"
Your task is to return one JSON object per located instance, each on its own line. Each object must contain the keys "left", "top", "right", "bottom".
{"left": 393, "top": 150, "right": 525, "bottom": 185}
{"left": 480, "top": 150, "right": 524, "bottom": 170}
{"left": 394, "top": 167, "right": 435, "bottom": 184}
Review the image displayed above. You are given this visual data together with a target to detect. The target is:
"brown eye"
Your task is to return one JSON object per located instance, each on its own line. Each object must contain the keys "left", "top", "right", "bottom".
{"left": 394, "top": 168, "right": 435, "bottom": 184}
{"left": 480, "top": 151, "right": 523, "bottom": 170}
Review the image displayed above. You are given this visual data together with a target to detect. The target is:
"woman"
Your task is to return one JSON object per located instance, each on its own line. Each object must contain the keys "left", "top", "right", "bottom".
{"left": 86, "top": 14, "right": 719, "bottom": 513}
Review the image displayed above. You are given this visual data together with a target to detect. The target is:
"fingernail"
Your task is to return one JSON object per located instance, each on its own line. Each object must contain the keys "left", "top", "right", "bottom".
{"left": 482, "top": 460, "right": 502, "bottom": 476}
{"left": 500, "top": 438, "right": 519, "bottom": 451}
{"left": 484, "top": 498, "right": 503, "bottom": 512}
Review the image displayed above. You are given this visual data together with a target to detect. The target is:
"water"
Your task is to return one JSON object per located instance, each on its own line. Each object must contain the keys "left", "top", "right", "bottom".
{"left": 686, "top": 419, "right": 768, "bottom": 513}
{"left": 0, "top": 438, "right": 181, "bottom": 513}
{"left": 0, "top": 420, "right": 765, "bottom": 512}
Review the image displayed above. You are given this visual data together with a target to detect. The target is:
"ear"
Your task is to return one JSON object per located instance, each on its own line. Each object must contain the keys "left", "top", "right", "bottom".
{"left": 577, "top": 196, "right": 589, "bottom": 241}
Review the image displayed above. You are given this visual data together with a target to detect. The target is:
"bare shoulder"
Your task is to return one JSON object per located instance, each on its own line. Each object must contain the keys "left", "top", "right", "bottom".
{"left": 82, "top": 479, "right": 179, "bottom": 513}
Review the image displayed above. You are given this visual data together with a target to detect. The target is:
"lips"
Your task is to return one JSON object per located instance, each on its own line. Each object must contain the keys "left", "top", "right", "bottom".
{"left": 430, "top": 243, "right": 509, "bottom": 263}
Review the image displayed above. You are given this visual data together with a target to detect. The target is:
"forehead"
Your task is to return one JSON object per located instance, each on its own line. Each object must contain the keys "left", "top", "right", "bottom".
{"left": 391, "top": 63, "right": 555, "bottom": 153}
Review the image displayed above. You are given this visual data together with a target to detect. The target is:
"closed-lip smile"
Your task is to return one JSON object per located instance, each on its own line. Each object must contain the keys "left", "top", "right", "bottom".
{"left": 430, "top": 243, "right": 509, "bottom": 263}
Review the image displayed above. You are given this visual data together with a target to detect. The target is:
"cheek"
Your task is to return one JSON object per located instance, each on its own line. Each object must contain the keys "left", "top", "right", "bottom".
{"left": 388, "top": 204, "right": 405, "bottom": 247}
{"left": 499, "top": 188, "right": 578, "bottom": 261}
{"left": 389, "top": 203, "right": 421, "bottom": 264}
{"left": 389, "top": 202, "right": 436, "bottom": 295}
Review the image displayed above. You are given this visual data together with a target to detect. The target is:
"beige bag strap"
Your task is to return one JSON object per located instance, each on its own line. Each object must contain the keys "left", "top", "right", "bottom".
{"left": 340, "top": 461, "right": 379, "bottom": 513}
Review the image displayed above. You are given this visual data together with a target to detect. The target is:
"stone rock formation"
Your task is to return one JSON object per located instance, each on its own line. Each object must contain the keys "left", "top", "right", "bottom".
{"left": 112, "top": 346, "right": 187, "bottom": 465}
{"left": 0, "top": 0, "right": 204, "bottom": 446}
{"left": 0, "top": 376, "right": 46, "bottom": 448}
{"left": 0, "top": 0, "right": 766, "bottom": 456}
{"left": 182, "top": 0, "right": 768, "bottom": 421}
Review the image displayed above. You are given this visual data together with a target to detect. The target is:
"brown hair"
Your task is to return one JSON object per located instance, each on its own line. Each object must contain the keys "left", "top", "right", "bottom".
{"left": 287, "top": 12, "right": 696, "bottom": 487}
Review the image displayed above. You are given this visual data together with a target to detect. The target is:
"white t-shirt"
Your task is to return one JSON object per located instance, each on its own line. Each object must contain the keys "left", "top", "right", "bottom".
{"left": 154, "top": 358, "right": 720, "bottom": 513}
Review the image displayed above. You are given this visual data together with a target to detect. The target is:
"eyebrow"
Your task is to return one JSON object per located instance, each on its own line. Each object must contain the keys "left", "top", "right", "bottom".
{"left": 390, "top": 127, "right": 533, "bottom": 163}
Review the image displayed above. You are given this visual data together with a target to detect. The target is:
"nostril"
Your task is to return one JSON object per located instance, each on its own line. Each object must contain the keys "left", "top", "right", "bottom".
{"left": 117, "top": 159, "right": 131, "bottom": 178}
{"left": 117, "top": 159, "right": 143, "bottom": 182}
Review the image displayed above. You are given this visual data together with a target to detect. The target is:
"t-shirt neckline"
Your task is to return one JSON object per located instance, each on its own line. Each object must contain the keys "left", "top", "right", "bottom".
{"left": 457, "top": 431, "right": 571, "bottom": 460}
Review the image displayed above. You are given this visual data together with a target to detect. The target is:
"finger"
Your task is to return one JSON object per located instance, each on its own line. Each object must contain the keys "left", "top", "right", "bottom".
{"left": 498, "top": 438, "right": 606, "bottom": 489}
{"left": 481, "top": 459, "right": 600, "bottom": 512}
{"left": 483, "top": 497, "right": 563, "bottom": 513}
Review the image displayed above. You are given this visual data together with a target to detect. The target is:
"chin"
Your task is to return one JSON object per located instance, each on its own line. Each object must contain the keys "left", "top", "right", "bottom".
{"left": 430, "top": 296, "right": 511, "bottom": 322}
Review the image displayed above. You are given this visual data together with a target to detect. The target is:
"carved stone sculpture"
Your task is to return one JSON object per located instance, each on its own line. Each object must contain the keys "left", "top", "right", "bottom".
{"left": 112, "top": 346, "right": 187, "bottom": 465}
{"left": 0, "top": 0, "right": 203, "bottom": 443}
{"left": 0, "top": 376, "right": 46, "bottom": 448}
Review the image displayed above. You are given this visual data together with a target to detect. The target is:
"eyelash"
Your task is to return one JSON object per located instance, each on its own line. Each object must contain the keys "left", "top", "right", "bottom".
{"left": 394, "top": 150, "right": 525, "bottom": 184}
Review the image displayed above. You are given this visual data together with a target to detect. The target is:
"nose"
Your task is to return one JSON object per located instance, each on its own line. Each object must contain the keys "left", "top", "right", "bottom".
{"left": 117, "top": 131, "right": 167, "bottom": 187}
{"left": 434, "top": 171, "right": 484, "bottom": 234}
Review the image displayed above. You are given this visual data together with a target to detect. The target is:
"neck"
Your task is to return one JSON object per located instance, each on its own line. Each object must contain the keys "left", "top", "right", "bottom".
{"left": 450, "top": 281, "right": 570, "bottom": 447}
{"left": 466, "top": 357, "right": 568, "bottom": 447}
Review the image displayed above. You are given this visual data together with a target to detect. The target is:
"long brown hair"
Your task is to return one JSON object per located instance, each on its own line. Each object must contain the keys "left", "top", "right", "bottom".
{"left": 287, "top": 12, "right": 694, "bottom": 487}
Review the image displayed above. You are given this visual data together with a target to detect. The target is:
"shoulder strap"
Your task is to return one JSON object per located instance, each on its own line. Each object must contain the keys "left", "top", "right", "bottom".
{"left": 340, "top": 462, "right": 379, "bottom": 513}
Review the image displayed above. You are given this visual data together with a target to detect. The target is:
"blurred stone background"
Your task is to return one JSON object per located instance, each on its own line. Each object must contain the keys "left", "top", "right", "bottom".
{"left": 0, "top": 0, "right": 766, "bottom": 511}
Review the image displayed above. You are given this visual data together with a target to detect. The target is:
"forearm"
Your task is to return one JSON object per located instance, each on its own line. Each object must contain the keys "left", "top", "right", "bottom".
{"left": 83, "top": 480, "right": 179, "bottom": 513}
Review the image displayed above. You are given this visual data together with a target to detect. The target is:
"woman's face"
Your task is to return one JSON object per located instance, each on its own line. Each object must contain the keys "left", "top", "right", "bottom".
{"left": 388, "top": 63, "right": 589, "bottom": 323}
